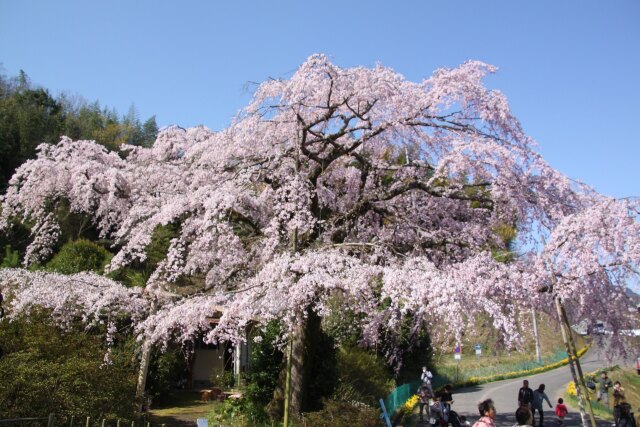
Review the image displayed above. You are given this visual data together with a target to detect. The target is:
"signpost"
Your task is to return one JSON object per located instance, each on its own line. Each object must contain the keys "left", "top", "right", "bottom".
{"left": 475, "top": 344, "right": 482, "bottom": 357}
{"left": 454, "top": 345, "right": 461, "bottom": 382}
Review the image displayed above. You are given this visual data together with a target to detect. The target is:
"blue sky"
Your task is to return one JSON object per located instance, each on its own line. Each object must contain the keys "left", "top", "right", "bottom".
{"left": 1, "top": 1, "right": 638, "bottom": 198}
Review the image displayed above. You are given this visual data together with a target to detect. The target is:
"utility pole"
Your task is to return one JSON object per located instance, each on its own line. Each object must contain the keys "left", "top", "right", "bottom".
{"left": 532, "top": 306, "right": 542, "bottom": 364}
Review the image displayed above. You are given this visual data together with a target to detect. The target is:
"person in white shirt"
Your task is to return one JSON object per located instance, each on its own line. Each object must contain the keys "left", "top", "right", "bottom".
{"left": 421, "top": 365, "right": 434, "bottom": 396}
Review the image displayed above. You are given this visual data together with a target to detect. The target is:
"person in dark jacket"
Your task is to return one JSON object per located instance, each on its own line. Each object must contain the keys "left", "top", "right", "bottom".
{"left": 518, "top": 380, "right": 534, "bottom": 410}
{"left": 597, "top": 371, "right": 613, "bottom": 407}
{"left": 439, "top": 384, "right": 454, "bottom": 413}
{"left": 617, "top": 403, "right": 637, "bottom": 427}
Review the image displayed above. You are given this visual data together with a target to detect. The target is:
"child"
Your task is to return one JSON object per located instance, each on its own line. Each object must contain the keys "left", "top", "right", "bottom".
{"left": 555, "top": 398, "right": 568, "bottom": 426}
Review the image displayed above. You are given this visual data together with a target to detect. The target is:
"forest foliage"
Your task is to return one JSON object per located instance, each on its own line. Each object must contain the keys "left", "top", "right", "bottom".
{"left": 0, "top": 69, "right": 158, "bottom": 192}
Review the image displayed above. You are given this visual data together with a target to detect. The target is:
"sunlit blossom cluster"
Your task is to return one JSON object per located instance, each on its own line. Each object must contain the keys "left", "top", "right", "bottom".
{"left": 1, "top": 55, "right": 638, "bottom": 366}
{"left": 0, "top": 268, "right": 149, "bottom": 328}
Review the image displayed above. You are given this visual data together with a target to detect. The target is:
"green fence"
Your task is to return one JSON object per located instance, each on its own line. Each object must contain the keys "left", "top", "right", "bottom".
{"left": 383, "top": 380, "right": 422, "bottom": 416}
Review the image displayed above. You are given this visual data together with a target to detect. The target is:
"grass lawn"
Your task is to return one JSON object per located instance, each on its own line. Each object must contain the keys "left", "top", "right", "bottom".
{"left": 565, "top": 367, "right": 640, "bottom": 423}
{"left": 432, "top": 311, "right": 587, "bottom": 385}
{"left": 149, "top": 391, "right": 217, "bottom": 425}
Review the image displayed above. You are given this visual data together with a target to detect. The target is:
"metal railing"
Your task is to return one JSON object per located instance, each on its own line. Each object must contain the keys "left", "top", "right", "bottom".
{"left": 0, "top": 414, "right": 54, "bottom": 427}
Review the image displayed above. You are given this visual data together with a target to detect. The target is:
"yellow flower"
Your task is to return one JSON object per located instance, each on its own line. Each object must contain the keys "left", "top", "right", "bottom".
{"left": 401, "top": 395, "right": 419, "bottom": 415}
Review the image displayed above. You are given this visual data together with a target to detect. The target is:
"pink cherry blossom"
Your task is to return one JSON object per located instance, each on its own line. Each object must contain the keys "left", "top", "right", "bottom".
{"left": 1, "top": 55, "right": 638, "bottom": 366}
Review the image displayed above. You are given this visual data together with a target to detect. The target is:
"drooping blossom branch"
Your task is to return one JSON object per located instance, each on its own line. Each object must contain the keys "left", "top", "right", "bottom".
{"left": 1, "top": 54, "right": 638, "bottom": 366}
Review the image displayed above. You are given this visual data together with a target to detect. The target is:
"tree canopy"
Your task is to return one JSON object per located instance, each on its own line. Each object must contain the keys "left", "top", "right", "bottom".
{"left": 1, "top": 55, "right": 638, "bottom": 365}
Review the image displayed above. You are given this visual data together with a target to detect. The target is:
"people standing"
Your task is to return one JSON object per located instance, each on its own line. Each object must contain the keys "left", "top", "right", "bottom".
{"left": 422, "top": 366, "right": 435, "bottom": 396}
{"left": 518, "top": 380, "right": 534, "bottom": 411}
{"left": 555, "top": 398, "right": 568, "bottom": 426}
{"left": 422, "top": 366, "right": 434, "bottom": 383}
{"left": 532, "top": 384, "right": 553, "bottom": 427}
{"left": 473, "top": 399, "right": 497, "bottom": 427}
{"left": 617, "top": 403, "right": 637, "bottom": 427}
{"left": 440, "top": 384, "right": 454, "bottom": 413}
{"left": 597, "top": 371, "right": 613, "bottom": 407}
{"left": 612, "top": 381, "right": 626, "bottom": 426}
{"left": 431, "top": 394, "right": 448, "bottom": 427}
{"left": 418, "top": 384, "right": 432, "bottom": 423}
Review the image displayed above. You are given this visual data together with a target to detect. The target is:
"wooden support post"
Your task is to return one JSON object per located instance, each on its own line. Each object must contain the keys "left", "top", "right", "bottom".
{"left": 85, "top": 417, "right": 90, "bottom": 427}
{"left": 47, "top": 414, "right": 55, "bottom": 427}
{"left": 101, "top": 420, "right": 105, "bottom": 427}
{"left": 542, "top": 236, "right": 597, "bottom": 427}
{"left": 283, "top": 336, "right": 293, "bottom": 427}
{"left": 554, "top": 296, "right": 596, "bottom": 427}
{"left": 70, "top": 416, "right": 74, "bottom": 427}
{"left": 558, "top": 300, "right": 597, "bottom": 427}
{"left": 234, "top": 343, "right": 241, "bottom": 389}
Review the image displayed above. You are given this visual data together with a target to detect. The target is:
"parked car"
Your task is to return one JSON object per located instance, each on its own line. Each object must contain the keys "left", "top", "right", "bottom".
{"left": 592, "top": 321, "right": 605, "bottom": 335}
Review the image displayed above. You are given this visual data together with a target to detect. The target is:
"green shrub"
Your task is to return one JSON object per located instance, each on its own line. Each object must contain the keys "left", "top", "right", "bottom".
{"left": 0, "top": 310, "right": 137, "bottom": 418}
{"left": 301, "top": 399, "right": 381, "bottom": 427}
{"left": 146, "top": 346, "right": 188, "bottom": 406}
{"left": 211, "top": 370, "right": 236, "bottom": 389}
{"left": 333, "top": 346, "right": 395, "bottom": 406}
{"left": 208, "top": 397, "right": 270, "bottom": 426}
{"left": 46, "top": 239, "right": 112, "bottom": 274}
{"left": 241, "top": 321, "right": 284, "bottom": 421}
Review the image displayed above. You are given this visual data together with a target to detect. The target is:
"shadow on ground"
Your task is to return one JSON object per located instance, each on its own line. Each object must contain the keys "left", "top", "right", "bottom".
{"left": 408, "top": 409, "right": 617, "bottom": 427}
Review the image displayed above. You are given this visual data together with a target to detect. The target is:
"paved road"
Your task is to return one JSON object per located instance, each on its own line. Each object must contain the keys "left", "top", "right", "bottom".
{"left": 416, "top": 344, "right": 636, "bottom": 427}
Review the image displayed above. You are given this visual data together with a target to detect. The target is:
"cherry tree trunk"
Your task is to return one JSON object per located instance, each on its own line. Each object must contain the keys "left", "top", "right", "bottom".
{"left": 134, "top": 339, "right": 152, "bottom": 418}
{"left": 270, "top": 309, "right": 322, "bottom": 423}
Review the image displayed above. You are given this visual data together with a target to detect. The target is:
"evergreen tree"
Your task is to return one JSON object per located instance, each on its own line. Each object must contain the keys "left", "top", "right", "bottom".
{"left": 141, "top": 115, "right": 158, "bottom": 147}
{"left": 0, "top": 71, "right": 64, "bottom": 190}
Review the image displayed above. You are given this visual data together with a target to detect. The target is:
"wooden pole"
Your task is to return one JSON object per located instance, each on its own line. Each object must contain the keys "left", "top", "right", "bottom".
{"left": 558, "top": 299, "right": 597, "bottom": 427}
{"left": 542, "top": 235, "right": 596, "bottom": 427}
{"left": 554, "top": 296, "right": 588, "bottom": 426}
{"left": 283, "top": 315, "right": 294, "bottom": 427}
{"left": 47, "top": 414, "right": 55, "bottom": 427}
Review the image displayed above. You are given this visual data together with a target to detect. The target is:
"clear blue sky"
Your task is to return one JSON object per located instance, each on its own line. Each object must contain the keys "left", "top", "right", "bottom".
{"left": 1, "top": 1, "right": 638, "bottom": 198}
